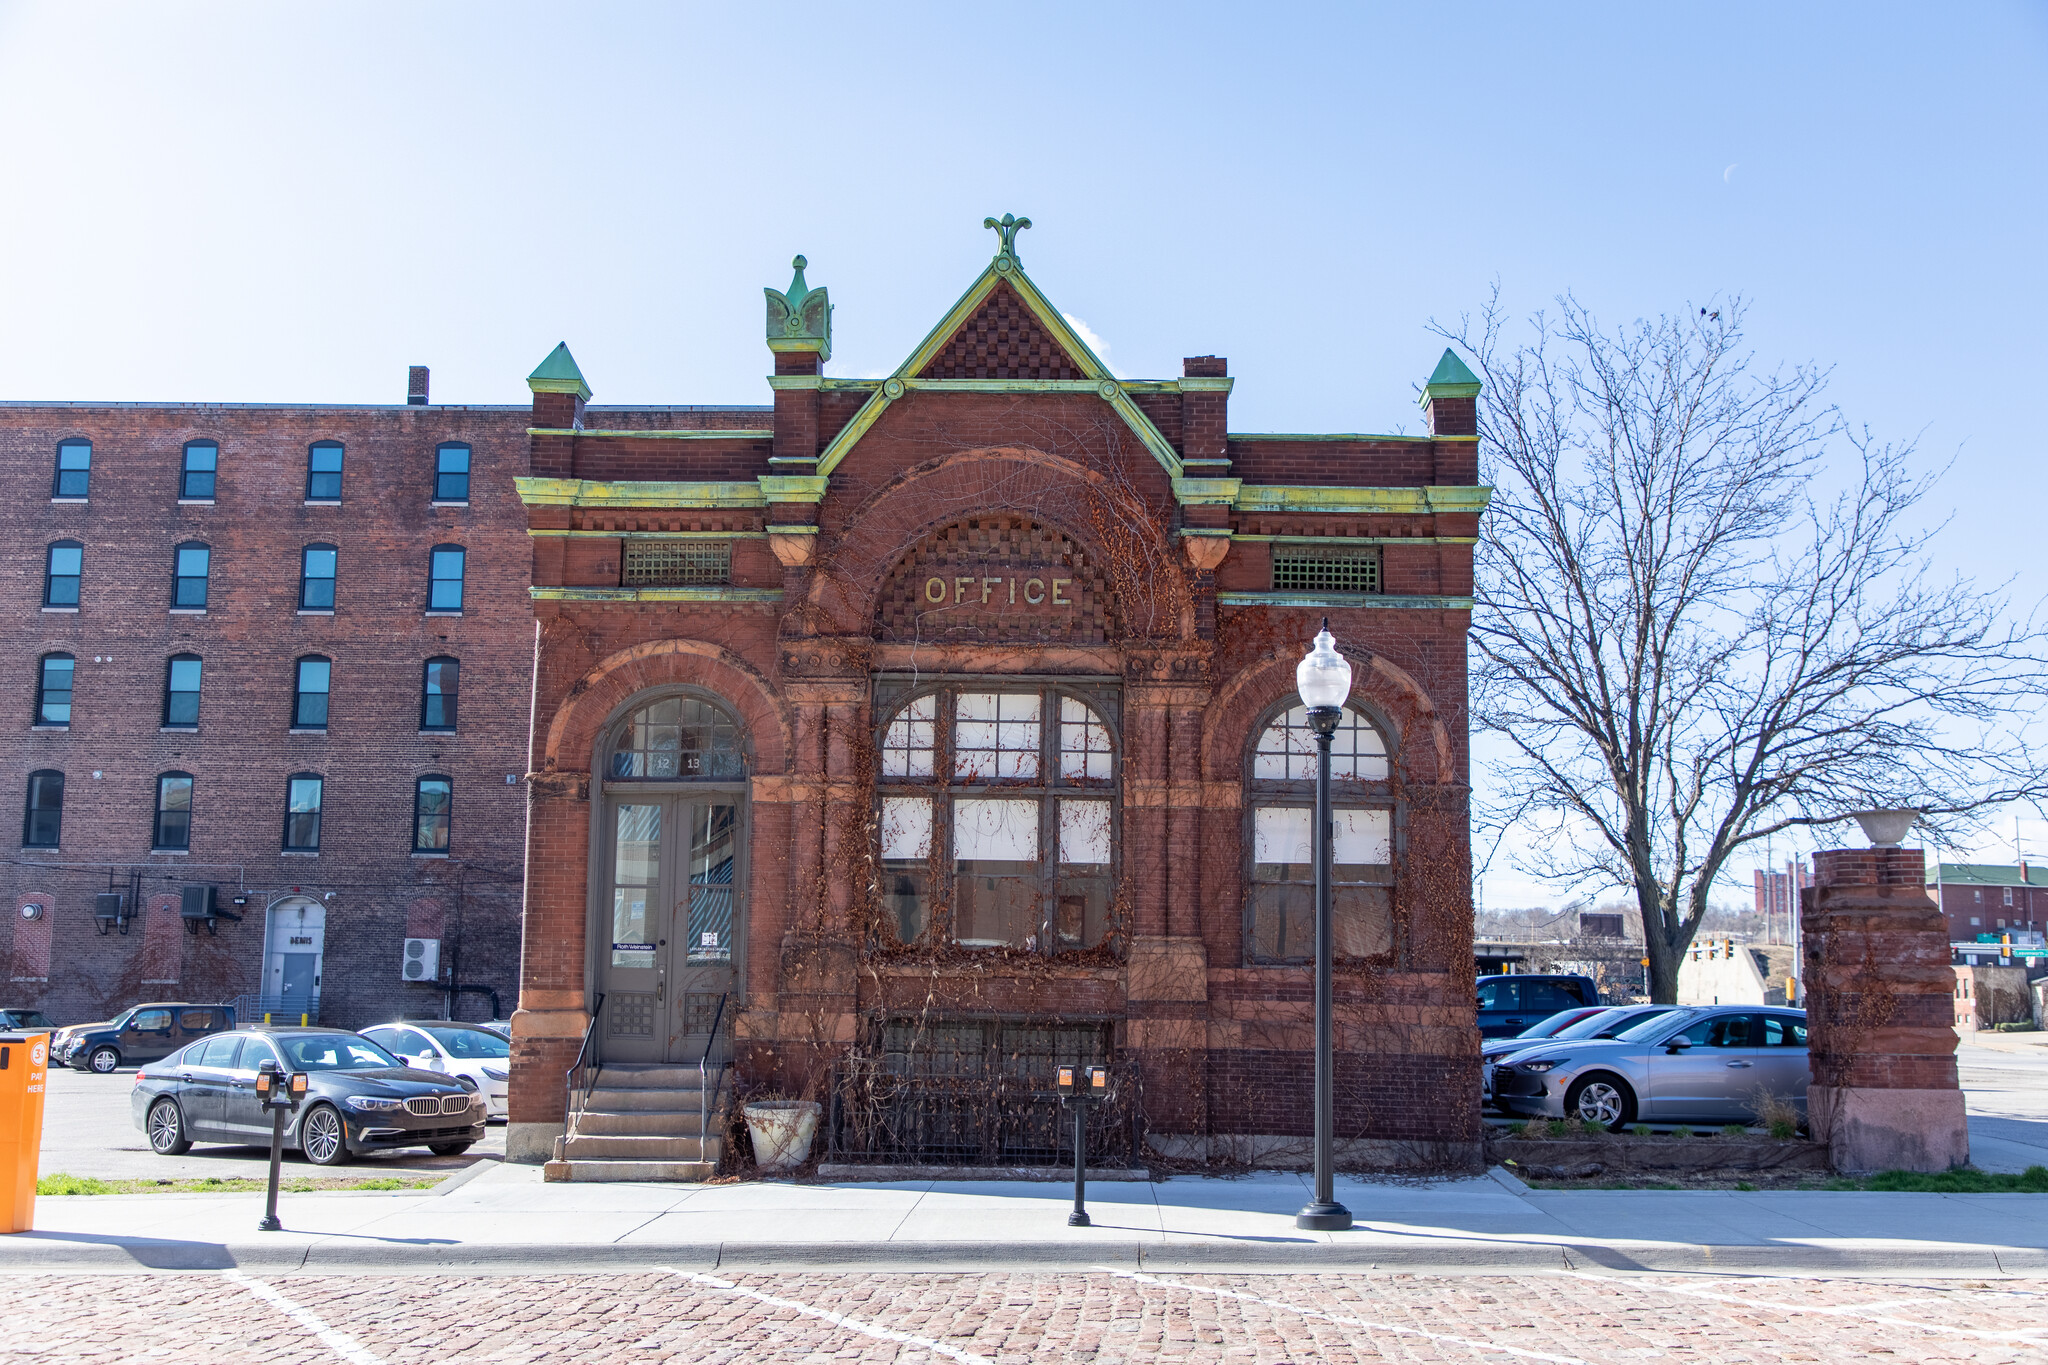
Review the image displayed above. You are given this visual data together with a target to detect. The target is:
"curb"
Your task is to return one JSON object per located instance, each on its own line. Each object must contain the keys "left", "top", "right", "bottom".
{"left": 2, "top": 1237, "right": 2043, "bottom": 1276}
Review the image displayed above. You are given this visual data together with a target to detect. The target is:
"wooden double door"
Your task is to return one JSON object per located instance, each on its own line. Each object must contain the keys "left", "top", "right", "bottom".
{"left": 597, "top": 794, "right": 742, "bottom": 1064}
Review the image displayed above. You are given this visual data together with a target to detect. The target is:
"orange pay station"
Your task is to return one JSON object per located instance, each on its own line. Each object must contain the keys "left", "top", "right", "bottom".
{"left": 1, "top": 1030, "right": 51, "bottom": 1233}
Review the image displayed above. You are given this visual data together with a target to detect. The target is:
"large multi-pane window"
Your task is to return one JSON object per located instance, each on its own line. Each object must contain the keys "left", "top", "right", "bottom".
{"left": 163, "top": 655, "right": 202, "bottom": 727}
{"left": 433, "top": 443, "right": 471, "bottom": 502}
{"left": 608, "top": 696, "right": 741, "bottom": 779}
{"left": 305, "top": 442, "right": 343, "bottom": 501}
{"left": 428, "top": 545, "right": 465, "bottom": 612}
{"left": 53, "top": 440, "right": 91, "bottom": 498}
{"left": 22, "top": 770, "right": 63, "bottom": 848}
{"left": 44, "top": 541, "right": 82, "bottom": 607}
{"left": 1245, "top": 703, "right": 1395, "bottom": 964}
{"left": 299, "top": 544, "right": 337, "bottom": 610}
{"left": 180, "top": 441, "right": 218, "bottom": 500}
{"left": 173, "top": 543, "right": 210, "bottom": 608}
{"left": 420, "top": 657, "right": 458, "bottom": 731}
{"left": 292, "top": 657, "right": 331, "bottom": 729}
{"left": 413, "top": 776, "right": 451, "bottom": 852}
{"left": 283, "top": 774, "right": 323, "bottom": 851}
{"left": 153, "top": 772, "right": 193, "bottom": 851}
{"left": 875, "top": 684, "right": 1117, "bottom": 953}
{"left": 35, "top": 654, "right": 74, "bottom": 726}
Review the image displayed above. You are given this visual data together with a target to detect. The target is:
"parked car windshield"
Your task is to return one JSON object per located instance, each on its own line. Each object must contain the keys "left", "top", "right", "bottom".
{"left": 1512, "top": 1009, "right": 1593, "bottom": 1039}
{"left": 422, "top": 1026, "right": 510, "bottom": 1059}
{"left": 1552, "top": 1006, "right": 1674, "bottom": 1042}
{"left": 1616, "top": 1008, "right": 1697, "bottom": 1042}
{"left": 278, "top": 1036, "right": 400, "bottom": 1071}
{"left": 106, "top": 1008, "right": 136, "bottom": 1031}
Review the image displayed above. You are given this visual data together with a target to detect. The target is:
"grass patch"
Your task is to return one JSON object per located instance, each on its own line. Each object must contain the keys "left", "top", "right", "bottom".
{"left": 36, "top": 1171, "right": 441, "bottom": 1196}
{"left": 1544, "top": 1119, "right": 1574, "bottom": 1138}
{"left": 1629, "top": 1124, "right": 1653, "bottom": 1138}
{"left": 1719, "top": 1124, "right": 1750, "bottom": 1137}
{"left": 1672, "top": 1125, "right": 1694, "bottom": 1139}
{"left": 1864, "top": 1165, "right": 2048, "bottom": 1194}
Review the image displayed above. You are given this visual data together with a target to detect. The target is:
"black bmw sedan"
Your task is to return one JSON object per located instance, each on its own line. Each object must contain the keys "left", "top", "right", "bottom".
{"left": 131, "top": 1027, "right": 485, "bottom": 1166}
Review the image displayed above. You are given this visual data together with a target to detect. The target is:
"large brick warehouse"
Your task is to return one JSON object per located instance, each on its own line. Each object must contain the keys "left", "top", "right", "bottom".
{"left": 4, "top": 220, "right": 1488, "bottom": 1171}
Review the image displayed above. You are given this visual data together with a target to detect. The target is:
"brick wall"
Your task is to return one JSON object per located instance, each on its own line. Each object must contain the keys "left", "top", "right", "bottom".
{"left": 0, "top": 403, "right": 534, "bottom": 1028}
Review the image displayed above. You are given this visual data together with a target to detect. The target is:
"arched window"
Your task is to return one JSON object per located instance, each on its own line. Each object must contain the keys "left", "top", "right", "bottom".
{"left": 305, "top": 441, "right": 343, "bottom": 502}
{"left": 299, "top": 543, "right": 337, "bottom": 610}
{"left": 434, "top": 443, "right": 471, "bottom": 502}
{"left": 428, "top": 544, "right": 465, "bottom": 612}
{"left": 44, "top": 540, "right": 82, "bottom": 607}
{"left": 608, "top": 696, "right": 743, "bottom": 780}
{"left": 875, "top": 684, "right": 1117, "bottom": 953}
{"left": 1245, "top": 703, "right": 1394, "bottom": 964}
{"left": 173, "top": 542, "right": 210, "bottom": 609}
{"left": 180, "top": 440, "right": 218, "bottom": 500}
{"left": 35, "top": 654, "right": 74, "bottom": 726}
{"left": 53, "top": 440, "right": 91, "bottom": 499}
{"left": 23, "top": 770, "right": 63, "bottom": 848}
{"left": 154, "top": 772, "right": 194, "bottom": 851}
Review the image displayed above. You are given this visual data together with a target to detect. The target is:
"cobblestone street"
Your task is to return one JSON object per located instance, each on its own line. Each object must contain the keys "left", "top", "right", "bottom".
{"left": 6, "top": 1269, "right": 2047, "bottom": 1364}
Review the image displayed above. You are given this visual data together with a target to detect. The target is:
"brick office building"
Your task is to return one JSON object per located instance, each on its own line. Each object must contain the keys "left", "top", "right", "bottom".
{"left": 0, "top": 379, "right": 537, "bottom": 1031}
{"left": 509, "top": 220, "right": 1488, "bottom": 1171}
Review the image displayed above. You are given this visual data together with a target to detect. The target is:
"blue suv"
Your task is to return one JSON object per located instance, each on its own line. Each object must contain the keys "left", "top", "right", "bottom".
{"left": 1476, "top": 974, "right": 1599, "bottom": 1038}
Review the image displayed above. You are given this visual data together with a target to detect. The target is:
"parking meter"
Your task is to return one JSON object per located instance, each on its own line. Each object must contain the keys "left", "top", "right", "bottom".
{"left": 254, "top": 1060, "right": 308, "bottom": 1232}
{"left": 1056, "top": 1064, "right": 1111, "bottom": 1227}
{"left": 0, "top": 1031, "right": 51, "bottom": 1233}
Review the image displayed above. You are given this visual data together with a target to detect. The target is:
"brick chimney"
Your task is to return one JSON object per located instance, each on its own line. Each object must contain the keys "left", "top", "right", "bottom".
{"left": 1180, "top": 356, "right": 1230, "bottom": 467}
{"left": 407, "top": 366, "right": 430, "bottom": 406}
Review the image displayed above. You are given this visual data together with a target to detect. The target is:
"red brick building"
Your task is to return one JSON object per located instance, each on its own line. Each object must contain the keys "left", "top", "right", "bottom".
{"left": 508, "top": 222, "right": 1488, "bottom": 1171}
{"left": 1, "top": 386, "right": 537, "bottom": 1032}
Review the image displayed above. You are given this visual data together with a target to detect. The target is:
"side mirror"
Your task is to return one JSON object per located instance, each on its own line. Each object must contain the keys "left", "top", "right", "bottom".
{"left": 1665, "top": 1036, "right": 1693, "bottom": 1052}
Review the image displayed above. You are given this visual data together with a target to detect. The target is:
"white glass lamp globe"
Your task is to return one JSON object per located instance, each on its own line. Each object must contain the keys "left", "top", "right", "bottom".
{"left": 1296, "top": 621, "right": 1353, "bottom": 710}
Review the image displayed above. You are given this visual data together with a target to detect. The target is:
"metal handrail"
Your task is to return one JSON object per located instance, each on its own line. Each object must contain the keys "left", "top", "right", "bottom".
{"left": 698, "top": 990, "right": 730, "bottom": 1154}
{"left": 563, "top": 993, "right": 606, "bottom": 1145}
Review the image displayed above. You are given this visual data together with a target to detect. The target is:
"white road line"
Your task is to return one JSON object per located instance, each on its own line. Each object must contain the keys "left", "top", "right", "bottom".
{"left": 1560, "top": 1271, "right": 2048, "bottom": 1346}
{"left": 222, "top": 1269, "right": 385, "bottom": 1365}
{"left": 660, "top": 1267, "right": 997, "bottom": 1365}
{"left": 1106, "top": 1268, "right": 1594, "bottom": 1365}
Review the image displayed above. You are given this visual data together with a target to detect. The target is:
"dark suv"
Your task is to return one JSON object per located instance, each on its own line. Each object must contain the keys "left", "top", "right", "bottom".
{"left": 54, "top": 1002, "right": 234, "bottom": 1074}
{"left": 1476, "top": 974, "right": 1599, "bottom": 1038}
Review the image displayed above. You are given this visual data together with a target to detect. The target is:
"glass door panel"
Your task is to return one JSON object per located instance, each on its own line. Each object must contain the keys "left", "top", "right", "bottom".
{"left": 603, "top": 802, "right": 665, "bottom": 1061}
{"left": 678, "top": 802, "right": 740, "bottom": 1059}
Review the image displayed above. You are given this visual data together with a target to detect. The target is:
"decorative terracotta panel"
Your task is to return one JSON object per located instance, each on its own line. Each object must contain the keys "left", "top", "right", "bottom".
{"left": 873, "top": 516, "right": 1114, "bottom": 645}
{"left": 917, "top": 282, "right": 1086, "bottom": 380}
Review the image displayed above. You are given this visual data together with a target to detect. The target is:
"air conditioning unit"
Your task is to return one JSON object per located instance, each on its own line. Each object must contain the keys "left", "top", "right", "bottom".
{"left": 179, "top": 885, "right": 214, "bottom": 921}
{"left": 402, "top": 937, "right": 441, "bottom": 983}
{"left": 94, "top": 892, "right": 129, "bottom": 936}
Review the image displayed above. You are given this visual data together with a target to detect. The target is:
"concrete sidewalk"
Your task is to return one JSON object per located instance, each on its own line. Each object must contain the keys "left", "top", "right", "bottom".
{"left": 5, "top": 1162, "right": 2047, "bottom": 1276}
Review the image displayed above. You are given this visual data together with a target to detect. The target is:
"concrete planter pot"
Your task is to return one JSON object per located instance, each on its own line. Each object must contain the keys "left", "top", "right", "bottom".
{"left": 744, "top": 1100, "right": 822, "bottom": 1171}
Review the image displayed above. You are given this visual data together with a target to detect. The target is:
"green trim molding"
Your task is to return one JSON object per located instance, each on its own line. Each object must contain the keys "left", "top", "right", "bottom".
{"left": 1230, "top": 485, "right": 1494, "bottom": 514}
{"left": 516, "top": 477, "right": 768, "bottom": 510}
{"left": 1230, "top": 432, "right": 1431, "bottom": 444}
{"left": 528, "top": 343, "right": 592, "bottom": 401}
{"left": 529, "top": 586, "right": 785, "bottom": 604}
{"left": 1217, "top": 591, "right": 1475, "bottom": 610}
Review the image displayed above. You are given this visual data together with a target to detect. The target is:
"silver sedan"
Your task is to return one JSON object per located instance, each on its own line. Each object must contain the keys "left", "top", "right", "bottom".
{"left": 1489, "top": 1006, "right": 1809, "bottom": 1129}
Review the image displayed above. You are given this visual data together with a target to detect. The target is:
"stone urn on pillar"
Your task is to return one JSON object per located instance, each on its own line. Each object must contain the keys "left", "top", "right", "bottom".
{"left": 1801, "top": 810, "right": 1968, "bottom": 1173}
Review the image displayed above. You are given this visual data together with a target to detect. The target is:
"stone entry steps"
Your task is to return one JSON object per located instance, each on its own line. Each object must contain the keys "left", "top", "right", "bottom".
{"left": 545, "top": 1061, "right": 731, "bottom": 1183}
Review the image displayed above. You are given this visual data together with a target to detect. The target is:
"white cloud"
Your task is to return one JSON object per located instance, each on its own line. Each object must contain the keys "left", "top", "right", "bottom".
{"left": 1062, "top": 313, "right": 1119, "bottom": 378}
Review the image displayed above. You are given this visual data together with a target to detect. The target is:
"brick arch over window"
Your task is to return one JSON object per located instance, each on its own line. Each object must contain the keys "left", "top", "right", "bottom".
{"left": 873, "top": 515, "right": 1116, "bottom": 645}
{"left": 539, "top": 637, "right": 791, "bottom": 779}
{"left": 1201, "top": 645, "right": 1453, "bottom": 787}
{"left": 798, "top": 446, "right": 1180, "bottom": 641}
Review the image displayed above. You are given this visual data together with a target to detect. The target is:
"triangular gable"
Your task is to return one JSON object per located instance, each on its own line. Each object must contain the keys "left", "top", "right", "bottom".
{"left": 816, "top": 256, "right": 1179, "bottom": 477}
{"left": 917, "top": 279, "right": 1088, "bottom": 380}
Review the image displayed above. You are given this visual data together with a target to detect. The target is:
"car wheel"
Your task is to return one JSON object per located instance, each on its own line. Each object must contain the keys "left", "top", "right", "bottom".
{"left": 146, "top": 1098, "right": 192, "bottom": 1155}
{"left": 88, "top": 1046, "right": 120, "bottom": 1074}
{"left": 428, "top": 1141, "right": 473, "bottom": 1157}
{"left": 1565, "top": 1073, "right": 1635, "bottom": 1130}
{"left": 299, "top": 1103, "right": 351, "bottom": 1166}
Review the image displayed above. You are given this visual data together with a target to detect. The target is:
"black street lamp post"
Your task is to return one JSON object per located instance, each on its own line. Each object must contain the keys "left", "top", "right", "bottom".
{"left": 1295, "top": 621, "right": 1354, "bottom": 1232}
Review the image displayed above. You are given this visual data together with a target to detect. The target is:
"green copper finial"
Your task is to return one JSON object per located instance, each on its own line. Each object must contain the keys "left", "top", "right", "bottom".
{"left": 527, "top": 341, "right": 591, "bottom": 401}
{"left": 1420, "top": 347, "right": 1481, "bottom": 405}
{"left": 983, "top": 213, "right": 1032, "bottom": 262}
{"left": 765, "top": 253, "right": 831, "bottom": 359}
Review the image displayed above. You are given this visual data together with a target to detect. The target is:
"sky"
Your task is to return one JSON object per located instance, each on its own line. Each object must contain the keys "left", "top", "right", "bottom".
{"left": 3, "top": 2, "right": 2044, "bottom": 908}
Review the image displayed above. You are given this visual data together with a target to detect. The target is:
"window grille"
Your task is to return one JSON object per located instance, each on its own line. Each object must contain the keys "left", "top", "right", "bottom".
{"left": 1271, "top": 547, "right": 1381, "bottom": 594}
{"left": 622, "top": 539, "right": 731, "bottom": 586}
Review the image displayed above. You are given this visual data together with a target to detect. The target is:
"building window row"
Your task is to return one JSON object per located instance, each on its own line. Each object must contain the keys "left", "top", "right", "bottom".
{"left": 48, "top": 439, "right": 473, "bottom": 506}
{"left": 30, "top": 653, "right": 458, "bottom": 733}
{"left": 41, "top": 540, "right": 466, "bottom": 614}
{"left": 22, "top": 768, "right": 455, "bottom": 855}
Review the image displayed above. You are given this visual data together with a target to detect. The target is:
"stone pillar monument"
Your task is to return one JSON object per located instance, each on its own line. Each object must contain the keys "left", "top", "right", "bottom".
{"left": 1801, "top": 841, "right": 1968, "bottom": 1173}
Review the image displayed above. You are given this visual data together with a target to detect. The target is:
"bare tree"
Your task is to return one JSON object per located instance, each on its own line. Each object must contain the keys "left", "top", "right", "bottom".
{"left": 1438, "top": 293, "right": 2048, "bottom": 1002}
